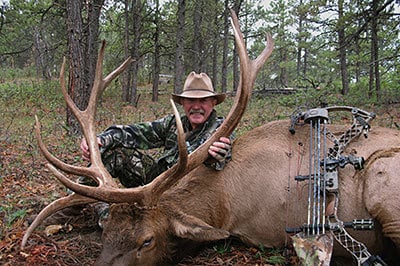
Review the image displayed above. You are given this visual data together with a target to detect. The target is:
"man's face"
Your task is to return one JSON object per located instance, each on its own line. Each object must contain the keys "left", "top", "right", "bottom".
{"left": 181, "top": 97, "right": 217, "bottom": 129}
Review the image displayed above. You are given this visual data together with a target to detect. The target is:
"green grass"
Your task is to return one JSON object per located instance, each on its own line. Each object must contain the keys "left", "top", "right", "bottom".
{"left": 212, "top": 241, "right": 232, "bottom": 254}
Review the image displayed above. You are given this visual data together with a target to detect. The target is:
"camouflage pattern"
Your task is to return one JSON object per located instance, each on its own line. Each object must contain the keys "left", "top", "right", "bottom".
{"left": 97, "top": 110, "right": 233, "bottom": 188}
{"left": 292, "top": 232, "right": 333, "bottom": 266}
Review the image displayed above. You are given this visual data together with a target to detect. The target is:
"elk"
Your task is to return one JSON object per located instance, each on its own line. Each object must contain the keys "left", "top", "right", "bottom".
{"left": 22, "top": 10, "right": 400, "bottom": 266}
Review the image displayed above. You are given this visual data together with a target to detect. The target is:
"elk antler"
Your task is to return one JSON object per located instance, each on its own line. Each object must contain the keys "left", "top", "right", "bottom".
{"left": 21, "top": 41, "right": 135, "bottom": 248}
{"left": 22, "top": 10, "right": 273, "bottom": 248}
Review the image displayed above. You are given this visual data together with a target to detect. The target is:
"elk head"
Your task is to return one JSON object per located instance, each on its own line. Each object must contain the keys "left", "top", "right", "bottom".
{"left": 22, "top": 9, "right": 274, "bottom": 265}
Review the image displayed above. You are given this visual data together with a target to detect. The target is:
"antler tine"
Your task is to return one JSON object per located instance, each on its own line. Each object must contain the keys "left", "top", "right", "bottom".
{"left": 148, "top": 99, "right": 188, "bottom": 200}
{"left": 253, "top": 33, "right": 274, "bottom": 72}
{"left": 169, "top": 99, "right": 188, "bottom": 173}
{"left": 21, "top": 193, "right": 97, "bottom": 249}
{"left": 34, "top": 115, "right": 94, "bottom": 177}
{"left": 33, "top": 42, "right": 139, "bottom": 199}
{"left": 83, "top": 41, "right": 133, "bottom": 173}
{"left": 22, "top": 42, "right": 136, "bottom": 249}
{"left": 57, "top": 41, "right": 133, "bottom": 188}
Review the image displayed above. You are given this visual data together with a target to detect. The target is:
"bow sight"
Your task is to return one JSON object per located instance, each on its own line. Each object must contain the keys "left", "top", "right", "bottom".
{"left": 286, "top": 106, "right": 387, "bottom": 266}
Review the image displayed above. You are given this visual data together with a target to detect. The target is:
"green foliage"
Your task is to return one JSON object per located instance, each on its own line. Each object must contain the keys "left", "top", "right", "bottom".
{"left": 250, "top": 245, "right": 284, "bottom": 264}
{"left": 1, "top": 0, "right": 399, "bottom": 101}
{"left": 379, "top": 72, "right": 400, "bottom": 104}
{"left": 0, "top": 78, "right": 62, "bottom": 111}
{"left": 7, "top": 208, "right": 27, "bottom": 227}
{"left": 210, "top": 241, "right": 286, "bottom": 264}
{"left": 254, "top": 245, "right": 286, "bottom": 265}
{"left": 212, "top": 241, "right": 232, "bottom": 255}
{"left": 278, "top": 87, "right": 339, "bottom": 109}
{"left": 0, "top": 205, "right": 27, "bottom": 238}
{"left": 0, "top": 67, "right": 36, "bottom": 80}
{"left": 0, "top": 74, "right": 64, "bottom": 147}
{"left": 0, "top": 0, "right": 65, "bottom": 70}
{"left": 265, "top": 254, "right": 286, "bottom": 265}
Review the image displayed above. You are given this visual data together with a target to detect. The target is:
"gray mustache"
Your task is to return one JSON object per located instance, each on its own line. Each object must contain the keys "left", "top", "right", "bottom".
{"left": 190, "top": 109, "right": 205, "bottom": 115}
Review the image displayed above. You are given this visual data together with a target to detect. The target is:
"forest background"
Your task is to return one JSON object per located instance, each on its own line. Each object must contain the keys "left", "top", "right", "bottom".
{"left": 0, "top": 0, "right": 399, "bottom": 265}
{"left": 1, "top": 0, "right": 399, "bottom": 132}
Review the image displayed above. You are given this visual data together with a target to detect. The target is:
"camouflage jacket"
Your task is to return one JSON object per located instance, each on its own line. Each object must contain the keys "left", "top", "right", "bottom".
{"left": 98, "top": 110, "right": 233, "bottom": 170}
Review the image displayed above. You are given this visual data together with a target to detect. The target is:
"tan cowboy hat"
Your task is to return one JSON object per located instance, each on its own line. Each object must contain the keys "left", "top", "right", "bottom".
{"left": 172, "top": 71, "right": 226, "bottom": 105}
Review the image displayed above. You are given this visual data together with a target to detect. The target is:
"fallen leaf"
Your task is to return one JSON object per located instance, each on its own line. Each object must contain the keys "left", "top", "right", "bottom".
{"left": 45, "top": 224, "right": 63, "bottom": 236}
{"left": 19, "top": 251, "right": 30, "bottom": 258}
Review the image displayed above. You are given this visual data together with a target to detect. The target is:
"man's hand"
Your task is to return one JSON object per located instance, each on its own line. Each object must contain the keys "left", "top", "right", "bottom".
{"left": 208, "top": 137, "right": 231, "bottom": 162}
{"left": 80, "top": 137, "right": 102, "bottom": 161}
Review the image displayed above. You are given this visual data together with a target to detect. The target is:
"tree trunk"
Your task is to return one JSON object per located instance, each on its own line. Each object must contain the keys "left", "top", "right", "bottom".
{"left": 174, "top": 0, "right": 185, "bottom": 94}
{"left": 338, "top": 0, "right": 349, "bottom": 95}
{"left": 303, "top": 47, "right": 308, "bottom": 76}
{"left": 371, "top": 0, "right": 380, "bottom": 101}
{"left": 122, "top": 0, "right": 131, "bottom": 102}
{"left": 66, "top": 0, "right": 84, "bottom": 135}
{"left": 192, "top": 0, "right": 203, "bottom": 72}
{"left": 279, "top": 48, "right": 288, "bottom": 87}
{"left": 65, "top": 0, "right": 103, "bottom": 135}
{"left": 232, "top": 24, "right": 239, "bottom": 91}
{"left": 211, "top": 0, "right": 219, "bottom": 90}
{"left": 221, "top": 0, "right": 229, "bottom": 93}
{"left": 33, "top": 26, "right": 52, "bottom": 79}
{"left": 354, "top": 33, "right": 361, "bottom": 83}
{"left": 130, "top": 0, "right": 142, "bottom": 106}
{"left": 232, "top": 0, "right": 243, "bottom": 92}
{"left": 296, "top": 0, "right": 304, "bottom": 77}
{"left": 152, "top": 0, "right": 160, "bottom": 102}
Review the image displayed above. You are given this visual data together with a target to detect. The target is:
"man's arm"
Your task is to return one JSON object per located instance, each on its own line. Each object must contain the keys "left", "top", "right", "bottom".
{"left": 80, "top": 115, "right": 175, "bottom": 160}
{"left": 97, "top": 115, "right": 175, "bottom": 151}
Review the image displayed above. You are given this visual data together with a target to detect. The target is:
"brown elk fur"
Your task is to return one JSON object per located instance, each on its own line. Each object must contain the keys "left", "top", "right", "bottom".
{"left": 96, "top": 119, "right": 400, "bottom": 265}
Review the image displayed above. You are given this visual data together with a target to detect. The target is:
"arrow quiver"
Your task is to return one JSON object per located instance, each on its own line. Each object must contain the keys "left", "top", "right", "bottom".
{"left": 287, "top": 106, "right": 387, "bottom": 266}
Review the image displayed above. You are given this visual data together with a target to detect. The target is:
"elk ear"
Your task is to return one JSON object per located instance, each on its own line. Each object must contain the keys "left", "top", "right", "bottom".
{"left": 171, "top": 212, "right": 230, "bottom": 241}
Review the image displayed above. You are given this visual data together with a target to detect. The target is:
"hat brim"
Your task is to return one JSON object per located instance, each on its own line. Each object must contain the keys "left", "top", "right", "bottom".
{"left": 172, "top": 90, "right": 226, "bottom": 105}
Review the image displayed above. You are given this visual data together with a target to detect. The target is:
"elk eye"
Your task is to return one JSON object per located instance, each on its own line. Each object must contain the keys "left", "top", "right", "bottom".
{"left": 140, "top": 237, "right": 153, "bottom": 249}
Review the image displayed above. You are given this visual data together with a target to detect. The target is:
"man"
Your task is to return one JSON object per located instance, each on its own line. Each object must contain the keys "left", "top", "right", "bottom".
{"left": 80, "top": 71, "right": 233, "bottom": 188}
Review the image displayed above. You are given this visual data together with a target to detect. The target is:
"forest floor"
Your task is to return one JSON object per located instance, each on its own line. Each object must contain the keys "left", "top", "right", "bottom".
{"left": 1, "top": 80, "right": 399, "bottom": 265}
